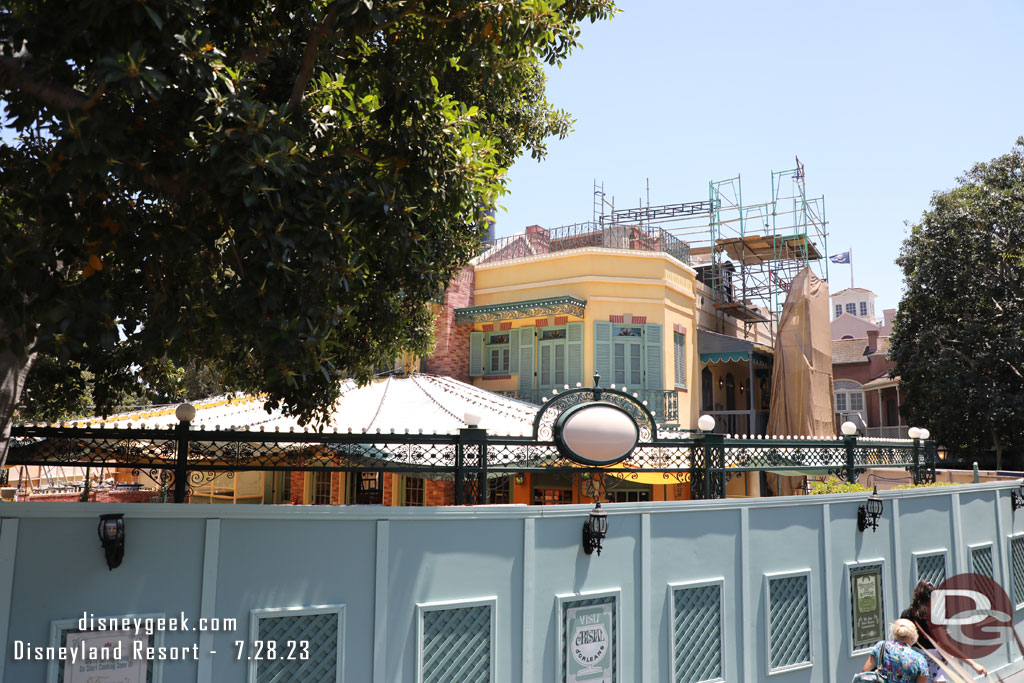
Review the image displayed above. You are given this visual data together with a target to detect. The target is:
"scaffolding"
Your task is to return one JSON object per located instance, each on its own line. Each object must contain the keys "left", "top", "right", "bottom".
{"left": 597, "top": 157, "right": 829, "bottom": 341}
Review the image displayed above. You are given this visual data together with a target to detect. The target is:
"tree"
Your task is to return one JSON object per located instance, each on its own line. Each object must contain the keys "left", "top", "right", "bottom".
{"left": 889, "top": 138, "right": 1024, "bottom": 469}
{"left": 0, "top": 0, "right": 616, "bottom": 464}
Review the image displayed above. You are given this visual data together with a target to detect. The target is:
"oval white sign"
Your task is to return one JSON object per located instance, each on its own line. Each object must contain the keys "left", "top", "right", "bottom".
{"left": 557, "top": 404, "right": 639, "bottom": 465}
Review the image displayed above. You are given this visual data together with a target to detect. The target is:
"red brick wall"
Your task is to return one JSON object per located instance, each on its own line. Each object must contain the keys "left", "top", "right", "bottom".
{"left": 289, "top": 471, "right": 305, "bottom": 504}
{"left": 425, "top": 266, "right": 475, "bottom": 382}
{"left": 331, "top": 472, "right": 343, "bottom": 505}
{"left": 425, "top": 480, "right": 454, "bottom": 506}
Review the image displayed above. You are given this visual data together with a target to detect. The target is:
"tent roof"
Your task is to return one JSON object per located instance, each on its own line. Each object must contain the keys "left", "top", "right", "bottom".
{"left": 53, "top": 375, "right": 538, "bottom": 437}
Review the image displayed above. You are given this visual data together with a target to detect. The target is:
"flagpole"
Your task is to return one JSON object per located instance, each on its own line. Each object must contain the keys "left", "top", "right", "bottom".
{"left": 850, "top": 247, "right": 854, "bottom": 289}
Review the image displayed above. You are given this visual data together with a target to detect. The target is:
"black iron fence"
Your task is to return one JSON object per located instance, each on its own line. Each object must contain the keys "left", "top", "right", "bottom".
{"left": 8, "top": 423, "right": 936, "bottom": 503}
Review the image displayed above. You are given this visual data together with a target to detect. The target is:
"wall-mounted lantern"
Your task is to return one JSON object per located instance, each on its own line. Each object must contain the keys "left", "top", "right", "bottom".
{"left": 857, "top": 486, "right": 883, "bottom": 533}
{"left": 1012, "top": 483, "right": 1024, "bottom": 511}
{"left": 582, "top": 502, "right": 608, "bottom": 555}
{"left": 936, "top": 445, "right": 948, "bottom": 461}
{"left": 98, "top": 513, "right": 125, "bottom": 570}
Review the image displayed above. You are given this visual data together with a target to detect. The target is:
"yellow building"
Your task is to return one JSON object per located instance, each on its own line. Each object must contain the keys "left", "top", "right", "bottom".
{"left": 450, "top": 225, "right": 701, "bottom": 429}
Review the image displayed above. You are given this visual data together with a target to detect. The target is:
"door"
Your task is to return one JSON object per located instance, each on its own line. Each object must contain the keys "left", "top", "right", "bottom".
{"left": 538, "top": 327, "right": 567, "bottom": 392}
{"left": 612, "top": 326, "right": 643, "bottom": 388}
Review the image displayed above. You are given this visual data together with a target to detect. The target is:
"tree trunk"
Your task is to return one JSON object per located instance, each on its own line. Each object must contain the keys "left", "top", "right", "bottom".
{"left": 0, "top": 339, "right": 36, "bottom": 470}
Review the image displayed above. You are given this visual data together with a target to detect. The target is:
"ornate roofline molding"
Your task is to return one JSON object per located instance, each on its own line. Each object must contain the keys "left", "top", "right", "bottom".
{"left": 454, "top": 296, "right": 586, "bottom": 325}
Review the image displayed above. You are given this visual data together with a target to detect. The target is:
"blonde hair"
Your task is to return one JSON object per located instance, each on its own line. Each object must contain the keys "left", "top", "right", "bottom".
{"left": 889, "top": 618, "right": 919, "bottom": 645}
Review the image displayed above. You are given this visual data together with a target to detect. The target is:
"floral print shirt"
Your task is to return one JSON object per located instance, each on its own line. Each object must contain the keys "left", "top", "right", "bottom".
{"left": 870, "top": 640, "right": 928, "bottom": 682}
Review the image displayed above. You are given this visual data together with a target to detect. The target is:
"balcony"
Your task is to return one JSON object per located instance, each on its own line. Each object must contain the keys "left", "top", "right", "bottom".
{"left": 496, "top": 389, "right": 680, "bottom": 425}
{"left": 477, "top": 222, "right": 690, "bottom": 266}
{"left": 864, "top": 425, "right": 910, "bottom": 439}
{"left": 701, "top": 409, "right": 770, "bottom": 436}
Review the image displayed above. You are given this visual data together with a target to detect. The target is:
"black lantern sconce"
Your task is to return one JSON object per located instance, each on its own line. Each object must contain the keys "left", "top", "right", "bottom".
{"left": 98, "top": 513, "right": 125, "bottom": 570}
{"left": 857, "top": 487, "right": 883, "bottom": 533}
{"left": 1012, "top": 483, "right": 1024, "bottom": 511}
{"left": 936, "top": 445, "right": 948, "bottom": 462}
{"left": 582, "top": 502, "right": 609, "bottom": 556}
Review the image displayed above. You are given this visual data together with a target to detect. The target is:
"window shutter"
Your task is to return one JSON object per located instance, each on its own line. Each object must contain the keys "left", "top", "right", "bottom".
{"left": 517, "top": 327, "right": 535, "bottom": 396}
{"left": 509, "top": 328, "right": 520, "bottom": 374}
{"left": 593, "top": 322, "right": 612, "bottom": 385}
{"left": 673, "top": 331, "right": 686, "bottom": 389}
{"left": 566, "top": 322, "right": 584, "bottom": 387}
{"left": 469, "top": 331, "right": 483, "bottom": 377}
{"left": 644, "top": 323, "right": 663, "bottom": 391}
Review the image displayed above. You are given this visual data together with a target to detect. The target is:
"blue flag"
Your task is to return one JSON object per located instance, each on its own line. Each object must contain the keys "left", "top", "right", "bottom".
{"left": 829, "top": 251, "right": 851, "bottom": 264}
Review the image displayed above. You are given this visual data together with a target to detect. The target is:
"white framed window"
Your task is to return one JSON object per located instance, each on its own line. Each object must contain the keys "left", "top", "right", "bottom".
{"left": 485, "top": 332, "right": 511, "bottom": 375}
{"left": 834, "top": 379, "right": 866, "bottom": 424}
{"left": 859, "top": 301, "right": 868, "bottom": 317}
{"left": 835, "top": 304, "right": 842, "bottom": 318}
{"left": 764, "top": 569, "right": 814, "bottom": 675}
{"left": 417, "top": 597, "right": 496, "bottom": 683}
{"left": 845, "top": 303, "right": 856, "bottom": 315}
{"left": 669, "top": 578, "right": 725, "bottom": 682}
{"left": 248, "top": 605, "right": 345, "bottom": 683}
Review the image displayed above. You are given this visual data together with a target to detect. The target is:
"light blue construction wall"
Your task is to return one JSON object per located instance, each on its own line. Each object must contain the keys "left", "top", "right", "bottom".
{"left": 1, "top": 482, "right": 1023, "bottom": 682}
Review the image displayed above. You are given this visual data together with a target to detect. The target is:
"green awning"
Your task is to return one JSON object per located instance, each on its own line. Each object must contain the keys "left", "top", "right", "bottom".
{"left": 454, "top": 295, "right": 586, "bottom": 325}
{"left": 701, "top": 351, "right": 750, "bottom": 364}
{"left": 697, "top": 329, "right": 773, "bottom": 366}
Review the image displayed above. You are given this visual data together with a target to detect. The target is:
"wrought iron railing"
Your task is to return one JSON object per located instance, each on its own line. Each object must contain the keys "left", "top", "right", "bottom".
{"left": 865, "top": 425, "right": 910, "bottom": 439}
{"left": 8, "top": 422, "right": 935, "bottom": 503}
{"left": 701, "top": 410, "right": 770, "bottom": 437}
{"left": 477, "top": 222, "right": 691, "bottom": 266}
{"left": 494, "top": 389, "right": 679, "bottom": 424}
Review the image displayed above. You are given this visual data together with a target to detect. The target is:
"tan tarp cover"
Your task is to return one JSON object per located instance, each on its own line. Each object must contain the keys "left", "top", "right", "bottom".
{"left": 766, "top": 267, "right": 835, "bottom": 437}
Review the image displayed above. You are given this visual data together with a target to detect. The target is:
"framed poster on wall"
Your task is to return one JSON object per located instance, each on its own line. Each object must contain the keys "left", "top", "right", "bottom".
{"left": 850, "top": 564, "right": 885, "bottom": 651}
{"left": 565, "top": 601, "right": 613, "bottom": 683}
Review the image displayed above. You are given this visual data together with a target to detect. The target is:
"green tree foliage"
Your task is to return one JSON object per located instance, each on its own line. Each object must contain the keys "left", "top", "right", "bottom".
{"left": 0, "top": 0, "right": 616, "bottom": 457}
{"left": 889, "top": 139, "right": 1024, "bottom": 469}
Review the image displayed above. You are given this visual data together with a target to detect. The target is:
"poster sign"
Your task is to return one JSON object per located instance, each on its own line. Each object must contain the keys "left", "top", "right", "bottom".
{"left": 850, "top": 565, "right": 884, "bottom": 650}
{"left": 565, "top": 602, "right": 613, "bottom": 683}
{"left": 63, "top": 630, "right": 147, "bottom": 683}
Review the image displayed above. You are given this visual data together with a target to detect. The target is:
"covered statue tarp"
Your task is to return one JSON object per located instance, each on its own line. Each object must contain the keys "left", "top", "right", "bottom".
{"left": 766, "top": 267, "right": 835, "bottom": 437}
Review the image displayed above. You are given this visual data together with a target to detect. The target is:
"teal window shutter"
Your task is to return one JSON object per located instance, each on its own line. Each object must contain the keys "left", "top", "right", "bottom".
{"left": 566, "top": 322, "right": 584, "bottom": 387}
{"left": 517, "top": 327, "right": 535, "bottom": 396}
{"left": 509, "top": 328, "right": 520, "bottom": 374}
{"left": 593, "top": 322, "right": 612, "bottom": 385}
{"left": 644, "top": 323, "right": 663, "bottom": 391}
{"left": 673, "top": 331, "right": 686, "bottom": 389}
{"left": 469, "top": 331, "right": 483, "bottom": 377}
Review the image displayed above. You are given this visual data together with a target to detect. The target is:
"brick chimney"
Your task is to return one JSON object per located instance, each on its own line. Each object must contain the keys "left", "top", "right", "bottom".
{"left": 866, "top": 330, "right": 879, "bottom": 354}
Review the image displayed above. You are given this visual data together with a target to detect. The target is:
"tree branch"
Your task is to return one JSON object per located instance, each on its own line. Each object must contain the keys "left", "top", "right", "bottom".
{"left": 285, "top": 5, "right": 339, "bottom": 116}
{"left": 0, "top": 56, "right": 98, "bottom": 112}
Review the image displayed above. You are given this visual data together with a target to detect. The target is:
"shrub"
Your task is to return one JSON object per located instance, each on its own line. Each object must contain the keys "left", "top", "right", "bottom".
{"left": 893, "top": 481, "right": 958, "bottom": 490}
{"left": 808, "top": 477, "right": 871, "bottom": 495}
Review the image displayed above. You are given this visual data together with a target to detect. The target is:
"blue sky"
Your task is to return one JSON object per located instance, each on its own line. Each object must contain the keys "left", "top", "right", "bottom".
{"left": 497, "top": 0, "right": 1024, "bottom": 313}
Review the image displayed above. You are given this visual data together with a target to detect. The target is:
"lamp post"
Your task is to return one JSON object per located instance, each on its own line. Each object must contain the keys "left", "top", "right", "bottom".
{"left": 173, "top": 403, "right": 195, "bottom": 504}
